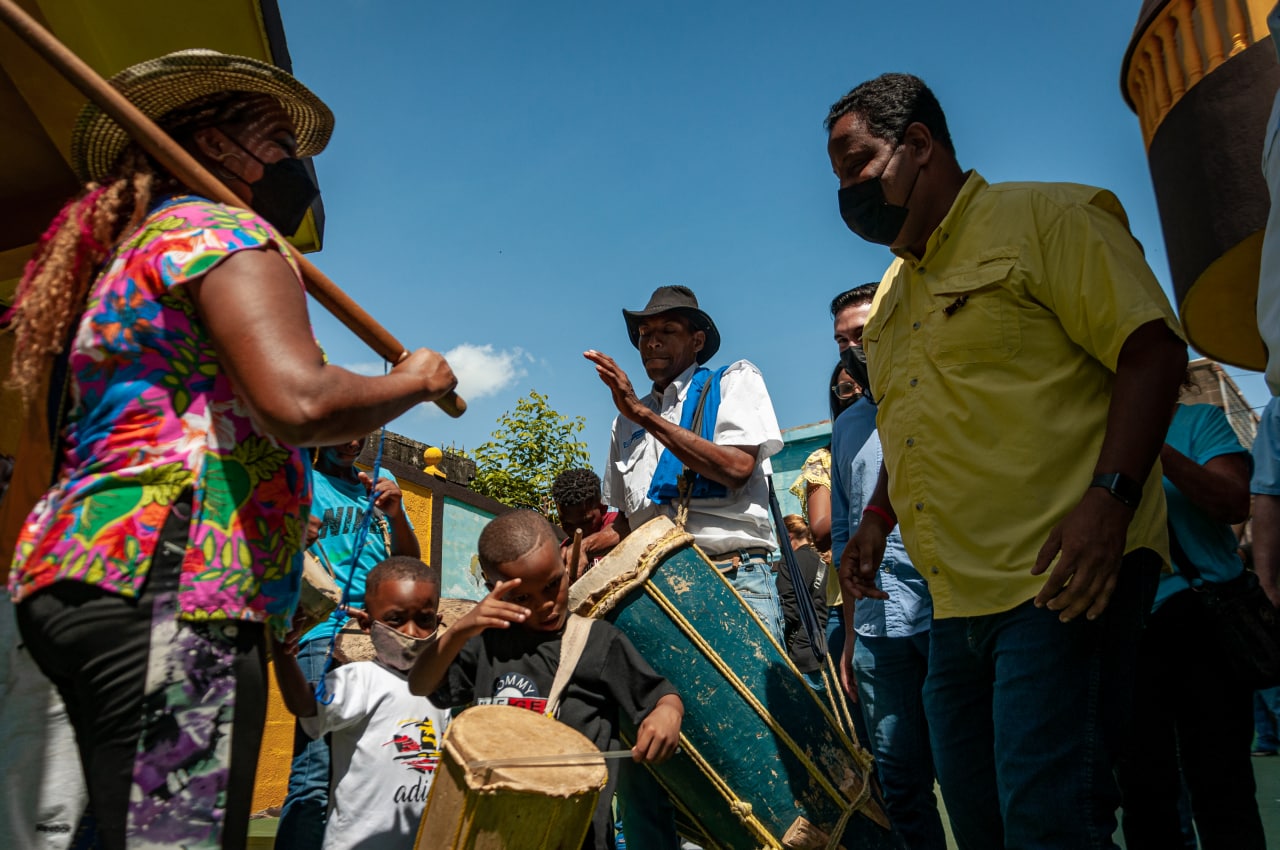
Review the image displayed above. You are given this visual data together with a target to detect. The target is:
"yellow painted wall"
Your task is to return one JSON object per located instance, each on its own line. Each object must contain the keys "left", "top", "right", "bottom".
{"left": 250, "top": 662, "right": 295, "bottom": 813}
{"left": 399, "top": 477, "right": 434, "bottom": 564}
{"left": 250, "top": 473, "right": 437, "bottom": 812}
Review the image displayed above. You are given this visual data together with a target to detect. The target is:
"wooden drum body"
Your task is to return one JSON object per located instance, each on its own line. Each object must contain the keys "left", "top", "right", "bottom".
{"left": 569, "top": 516, "right": 893, "bottom": 850}
{"left": 416, "top": 704, "right": 607, "bottom": 849}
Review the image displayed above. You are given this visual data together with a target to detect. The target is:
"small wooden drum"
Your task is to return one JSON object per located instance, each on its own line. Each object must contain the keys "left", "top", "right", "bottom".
{"left": 295, "top": 552, "right": 342, "bottom": 635}
{"left": 416, "top": 704, "right": 607, "bottom": 849}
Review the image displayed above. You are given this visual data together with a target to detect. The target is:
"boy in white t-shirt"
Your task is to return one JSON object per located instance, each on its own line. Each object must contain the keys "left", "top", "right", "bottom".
{"left": 273, "top": 556, "right": 450, "bottom": 850}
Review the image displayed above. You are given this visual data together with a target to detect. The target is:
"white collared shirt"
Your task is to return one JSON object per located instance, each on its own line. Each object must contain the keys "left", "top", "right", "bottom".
{"left": 602, "top": 360, "right": 783, "bottom": 555}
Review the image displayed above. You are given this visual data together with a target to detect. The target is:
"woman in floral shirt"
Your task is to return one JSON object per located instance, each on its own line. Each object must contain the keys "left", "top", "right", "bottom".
{"left": 4, "top": 51, "right": 456, "bottom": 850}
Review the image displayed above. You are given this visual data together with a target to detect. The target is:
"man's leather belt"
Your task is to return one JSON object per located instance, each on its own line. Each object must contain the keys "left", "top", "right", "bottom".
{"left": 708, "top": 547, "right": 773, "bottom": 570}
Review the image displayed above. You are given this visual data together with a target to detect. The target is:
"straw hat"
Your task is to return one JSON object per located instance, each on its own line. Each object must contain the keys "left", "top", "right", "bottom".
{"left": 622, "top": 285, "right": 721, "bottom": 364}
{"left": 70, "top": 49, "right": 334, "bottom": 183}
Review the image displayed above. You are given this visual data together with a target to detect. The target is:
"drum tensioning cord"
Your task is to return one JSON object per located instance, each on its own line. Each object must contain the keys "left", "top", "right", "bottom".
{"left": 312, "top": 422, "right": 389, "bottom": 706}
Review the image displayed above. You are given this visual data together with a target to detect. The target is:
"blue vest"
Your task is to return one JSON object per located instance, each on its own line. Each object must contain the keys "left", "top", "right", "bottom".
{"left": 646, "top": 366, "right": 729, "bottom": 505}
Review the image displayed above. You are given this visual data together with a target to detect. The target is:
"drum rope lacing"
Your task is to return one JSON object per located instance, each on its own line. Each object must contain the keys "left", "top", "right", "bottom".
{"left": 642, "top": 575, "right": 881, "bottom": 840}
{"left": 593, "top": 520, "right": 884, "bottom": 844}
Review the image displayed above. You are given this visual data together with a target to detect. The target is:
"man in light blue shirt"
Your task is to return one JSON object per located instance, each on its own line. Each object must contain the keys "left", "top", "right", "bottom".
{"left": 829, "top": 283, "right": 945, "bottom": 850}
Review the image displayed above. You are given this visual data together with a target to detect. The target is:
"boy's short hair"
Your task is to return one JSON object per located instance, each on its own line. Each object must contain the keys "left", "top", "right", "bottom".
{"left": 366, "top": 556, "right": 438, "bottom": 596}
{"left": 477, "top": 510, "right": 557, "bottom": 573}
{"left": 551, "top": 468, "right": 602, "bottom": 509}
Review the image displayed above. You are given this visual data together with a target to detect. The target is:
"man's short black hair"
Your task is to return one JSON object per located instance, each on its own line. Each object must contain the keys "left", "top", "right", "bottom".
{"left": 366, "top": 556, "right": 438, "bottom": 596}
{"left": 477, "top": 510, "right": 557, "bottom": 572}
{"left": 824, "top": 73, "right": 955, "bottom": 156}
{"left": 830, "top": 283, "right": 879, "bottom": 317}
{"left": 551, "top": 468, "right": 602, "bottom": 510}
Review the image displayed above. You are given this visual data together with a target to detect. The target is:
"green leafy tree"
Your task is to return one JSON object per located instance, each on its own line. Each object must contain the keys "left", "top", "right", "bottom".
{"left": 470, "top": 391, "right": 591, "bottom": 519}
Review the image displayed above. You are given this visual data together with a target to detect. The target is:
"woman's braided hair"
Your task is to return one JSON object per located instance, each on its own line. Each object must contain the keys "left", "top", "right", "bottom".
{"left": 4, "top": 91, "right": 250, "bottom": 405}
{"left": 5, "top": 151, "right": 157, "bottom": 404}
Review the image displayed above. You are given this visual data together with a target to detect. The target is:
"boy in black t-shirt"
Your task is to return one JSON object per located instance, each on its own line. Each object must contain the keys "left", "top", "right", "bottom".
{"left": 409, "top": 510, "right": 683, "bottom": 850}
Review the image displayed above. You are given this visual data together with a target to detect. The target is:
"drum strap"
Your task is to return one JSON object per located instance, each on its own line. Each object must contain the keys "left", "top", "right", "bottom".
{"left": 546, "top": 613, "right": 593, "bottom": 717}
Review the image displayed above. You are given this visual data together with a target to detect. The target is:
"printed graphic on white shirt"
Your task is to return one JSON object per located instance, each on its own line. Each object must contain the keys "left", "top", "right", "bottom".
{"left": 386, "top": 714, "right": 443, "bottom": 784}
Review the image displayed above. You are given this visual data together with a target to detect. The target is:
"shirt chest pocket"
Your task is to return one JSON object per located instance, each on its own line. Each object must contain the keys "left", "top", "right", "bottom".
{"left": 614, "top": 427, "right": 655, "bottom": 510}
{"left": 925, "top": 258, "right": 1022, "bottom": 367}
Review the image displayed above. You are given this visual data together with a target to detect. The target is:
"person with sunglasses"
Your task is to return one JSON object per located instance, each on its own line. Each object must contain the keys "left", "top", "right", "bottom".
{"left": 828, "top": 283, "right": 945, "bottom": 850}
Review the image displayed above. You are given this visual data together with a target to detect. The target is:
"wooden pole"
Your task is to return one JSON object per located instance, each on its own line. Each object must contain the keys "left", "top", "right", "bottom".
{"left": 569, "top": 528, "right": 584, "bottom": 580}
{"left": 0, "top": 0, "right": 465, "bottom": 417}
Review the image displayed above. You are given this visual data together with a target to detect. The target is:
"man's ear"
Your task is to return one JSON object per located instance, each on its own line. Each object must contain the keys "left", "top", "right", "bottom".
{"left": 692, "top": 329, "right": 705, "bottom": 354}
{"left": 902, "top": 121, "right": 934, "bottom": 167}
{"left": 350, "top": 606, "right": 372, "bottom": 632}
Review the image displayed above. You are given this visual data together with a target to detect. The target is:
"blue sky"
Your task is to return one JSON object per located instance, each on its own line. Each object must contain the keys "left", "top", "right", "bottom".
{"left": 278, "top": 0, "right": 1272, "bottom": 467}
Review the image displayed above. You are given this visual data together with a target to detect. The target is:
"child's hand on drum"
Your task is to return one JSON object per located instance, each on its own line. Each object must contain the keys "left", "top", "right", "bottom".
{"left": 455, "top": 579, "right": 530, "bottom": 637}
{"left": 632, "top": 694, "right": 683, "bottom": 764}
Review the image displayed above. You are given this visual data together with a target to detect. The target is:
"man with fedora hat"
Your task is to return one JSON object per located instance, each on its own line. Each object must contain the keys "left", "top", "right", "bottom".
{"left": 584, "top": 285, "right": 785, "bottom": 636}
{"left": 586, "top": 285, "right": 785, "bottom": 850}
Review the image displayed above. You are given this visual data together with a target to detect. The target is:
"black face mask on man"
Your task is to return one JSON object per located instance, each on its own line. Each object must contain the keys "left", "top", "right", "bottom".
{"left": 837, "top": 146, "right": 921, "bottom": 246}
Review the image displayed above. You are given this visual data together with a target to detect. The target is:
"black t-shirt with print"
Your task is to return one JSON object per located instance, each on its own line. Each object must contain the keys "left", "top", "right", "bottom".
{"left": 431, "top": 619, "right": 677, "bottom": 850}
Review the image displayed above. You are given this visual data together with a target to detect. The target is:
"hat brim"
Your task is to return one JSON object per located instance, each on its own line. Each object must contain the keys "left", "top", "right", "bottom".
{"left": 623, "top": 306, "right": 721, "bottom": 365}
{"left": 71, "top": 49, "right": 334, "bottom": 183}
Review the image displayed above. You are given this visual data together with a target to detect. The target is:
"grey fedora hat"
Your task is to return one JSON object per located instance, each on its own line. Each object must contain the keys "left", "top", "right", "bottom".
{"left": 622, "top": 285, "right": 720, "bottom": 364}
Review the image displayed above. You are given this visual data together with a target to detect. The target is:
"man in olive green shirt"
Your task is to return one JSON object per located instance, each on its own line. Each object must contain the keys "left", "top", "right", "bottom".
{"left": 825, "top": 73, "right": 1187, "bottom": 849}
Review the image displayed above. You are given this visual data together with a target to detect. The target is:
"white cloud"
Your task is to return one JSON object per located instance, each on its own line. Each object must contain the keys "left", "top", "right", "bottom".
{"left": 442, "top": 343, "right": 528, "bottom": 400}
{"left": 343, "top": 345, "right": 526, "bottom": 417}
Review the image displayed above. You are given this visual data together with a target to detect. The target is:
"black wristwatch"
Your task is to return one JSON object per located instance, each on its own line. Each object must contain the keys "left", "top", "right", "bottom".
{"left": 1089, "top": 472, "right": 1142, "bottom": 509}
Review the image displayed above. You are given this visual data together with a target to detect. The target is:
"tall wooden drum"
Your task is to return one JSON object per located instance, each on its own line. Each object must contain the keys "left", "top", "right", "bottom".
{"left": 570, "top": 515, "right": 894, "bottom": 850}
{"left": 416, "top": 704, "right": 607, "bottom": 850}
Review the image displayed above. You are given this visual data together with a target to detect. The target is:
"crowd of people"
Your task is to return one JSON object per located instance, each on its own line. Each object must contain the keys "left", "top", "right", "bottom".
{"left": 2, "top": 18, "right": 1280, "bottom": 850}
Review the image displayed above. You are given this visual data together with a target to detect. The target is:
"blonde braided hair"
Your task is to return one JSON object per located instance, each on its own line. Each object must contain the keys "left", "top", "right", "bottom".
{"left": 5, "top": 149, "right": 158, "bottom": 405}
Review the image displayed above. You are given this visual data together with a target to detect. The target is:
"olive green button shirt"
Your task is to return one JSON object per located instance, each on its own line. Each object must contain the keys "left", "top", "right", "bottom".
{"left": 865, "top": 171, "right": 1182, "bottom": 619}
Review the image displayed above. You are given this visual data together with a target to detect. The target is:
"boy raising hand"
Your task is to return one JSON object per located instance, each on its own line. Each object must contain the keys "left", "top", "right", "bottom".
{"left": 410, "top": 510, "right": 683, "bottom": 848}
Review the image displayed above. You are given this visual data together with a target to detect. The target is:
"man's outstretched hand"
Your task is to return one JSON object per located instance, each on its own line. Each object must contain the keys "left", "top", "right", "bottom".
{"left": 585, "top": 350, "right": 643, "bottom": 419}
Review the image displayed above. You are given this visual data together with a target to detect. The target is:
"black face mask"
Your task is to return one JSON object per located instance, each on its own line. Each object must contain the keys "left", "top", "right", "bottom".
{"left": 840, "top": 344, "right": 871, "bottom": 401}
{"left": 250, "top": 157, "right": 319, "bottom": 236}
{"left": 837, "top": 147, "right": 920, "bottom": 246}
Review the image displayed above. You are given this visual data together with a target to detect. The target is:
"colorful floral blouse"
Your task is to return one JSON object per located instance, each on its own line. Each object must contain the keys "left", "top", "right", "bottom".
{"left": 10, "top": 196, "right": 313, "bottom": 634}
{"left": 790, "top": 446, "right": 840, "bottom": 606}
{"left": 789, "top": 446, "right": 832, "bottom": 520}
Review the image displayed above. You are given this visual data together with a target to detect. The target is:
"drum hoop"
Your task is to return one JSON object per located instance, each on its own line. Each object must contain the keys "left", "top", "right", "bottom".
{"left": 569, "top": 515, "right": 693, "bottom": 618}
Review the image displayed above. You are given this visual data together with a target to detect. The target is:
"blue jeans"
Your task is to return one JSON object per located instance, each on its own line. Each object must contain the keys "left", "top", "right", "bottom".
{"left": 275, "top": 640, "right": 332, "bottom": 850}
{"left": 1116, "top": 589, "right": 1265, "bottom": 849}
{"left": 923, "top": 550, "right": 1159, "bottom": 850}
{"left": 828, "top": 607, "right": 871, "bottom": 749}
{"left": 725, "top": 557, "right": 784, "bottom": 646}
{"left": 854, "top": 631, "right": 946, "bottom": 850}
{"left": 1254, "top": 686, "right": 1280, "bottom": 752}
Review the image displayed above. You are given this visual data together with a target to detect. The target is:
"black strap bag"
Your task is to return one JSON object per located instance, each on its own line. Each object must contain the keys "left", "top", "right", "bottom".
{"left": 1167, "top": 523, "right": 1280, "bottom": 690}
